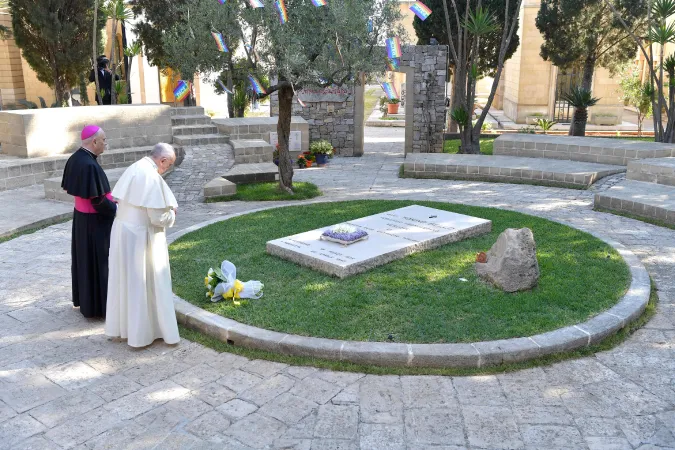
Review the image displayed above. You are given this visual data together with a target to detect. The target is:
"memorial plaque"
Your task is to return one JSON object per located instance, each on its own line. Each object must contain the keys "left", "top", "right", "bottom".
{"left": 266, "top": 205, "right": 492, "bottom": 278}
{"left": 269, "top": 131, "right": 302, "bottom": 151}
{"left": 297, "top": 87, "right": 351, "bottom": 103}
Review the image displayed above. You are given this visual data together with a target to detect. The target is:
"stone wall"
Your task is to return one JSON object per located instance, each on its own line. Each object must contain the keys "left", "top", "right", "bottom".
{"left": 270, "top": 45, "right": 448, "bottom": 156}
{"left": 0, "top": 104, "right": 172, "bottom": 158}
{"left": 270, "top": 87, "right": 356, "bottom": 156}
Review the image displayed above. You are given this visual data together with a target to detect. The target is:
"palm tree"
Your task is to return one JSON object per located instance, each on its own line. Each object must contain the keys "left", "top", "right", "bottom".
{"left": 103, "top": 0, "right": 133, "bottom": 104}
{"left": 562, "top": 86, "right": 600, "bottom": 137}
{"left": 93, "top": 0, "right": 101, "bottom": 104}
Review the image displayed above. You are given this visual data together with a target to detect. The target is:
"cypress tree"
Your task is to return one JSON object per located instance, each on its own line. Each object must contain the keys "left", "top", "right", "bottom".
{"left": 9, "top": 0, "right": 105, "bottom": 105}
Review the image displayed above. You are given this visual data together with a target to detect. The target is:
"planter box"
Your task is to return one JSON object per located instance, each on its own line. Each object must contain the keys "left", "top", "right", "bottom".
{"left": 592, "top": 116, "right": 619, "bottom": 126}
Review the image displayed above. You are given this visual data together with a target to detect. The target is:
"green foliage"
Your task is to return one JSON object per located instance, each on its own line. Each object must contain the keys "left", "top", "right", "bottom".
{"left": 562, "top": 86, "right": 600, "bottom": 108}
{"left": 160, "top": 0, "right": 241, "bottom": 82}
{"left": 9, "top": 0, "right": 106, "bottom": 103}
{"left": 412, "top": 0, "right": 520, "bottom": 77}
{"left": 451, "top": 107, "right": 471, "bottom": 128}
{"left": 619, "top": 65, "right": 652, "bottom": 135}
{"left": 387, "top": 97, "right": 400, "bottom": 104}
{"left": 130, "top": 0, "right": 189, "bottom": 68}
{"left": 309, "top": 140, "right": 334, "bottom": 156}
{"left": 536, "top": 118, "right": 557, "bottom": 133}
{"left": 464, "top": 7, "right": 499, "bottom": 36}
{"left": 536, "top": 0, "right": 647, "bottom": 77}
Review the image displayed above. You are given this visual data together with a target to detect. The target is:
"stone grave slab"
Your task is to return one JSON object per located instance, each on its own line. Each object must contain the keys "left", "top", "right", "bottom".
{"left": 266, "top": 205, "right": 492, "bottom": 278}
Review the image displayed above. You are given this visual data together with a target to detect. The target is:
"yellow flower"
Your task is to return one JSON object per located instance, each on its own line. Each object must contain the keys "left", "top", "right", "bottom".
{"left": 205, "top": 291, "right": 213, "bottom": 298}
{"left": 204, "top": 277, "right": 210, "bottom": 287}
{"left": 224, "top": 280, "right": 245, "bottom": 300}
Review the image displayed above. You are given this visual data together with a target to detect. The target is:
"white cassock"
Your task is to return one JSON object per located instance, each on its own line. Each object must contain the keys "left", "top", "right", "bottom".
{"left": 105, "top": 157, "right": 180, "bottom": 347}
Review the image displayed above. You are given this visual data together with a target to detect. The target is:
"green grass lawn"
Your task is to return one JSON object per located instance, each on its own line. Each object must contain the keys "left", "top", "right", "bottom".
{"left": 170, "top": 200, "right": 630, "bottom": 344}
{"left": 443, "top": 135, "right": 656, "bottom": 156}
{"left": 363, "top": 86, "right": 381, "bottom": 124}
{"left": 205, "top": 182, "right": 321, "bottom": 202}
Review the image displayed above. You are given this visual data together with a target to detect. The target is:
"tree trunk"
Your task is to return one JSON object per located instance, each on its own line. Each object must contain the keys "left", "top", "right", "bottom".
{"left": 569, "top": 57, "right": 596, "bottom": 136}
{"left": 121, "top": 21, "right": 131, "bottom": 104}
{"left": 572, "top": 107, "right": 588, "bottom": 136}
{"left": 276, "top": 84, "right": 295, "bottom": 193}
{"left": 93, "top": 0, "right": 101, "bottom": 106}
{"left": 226, "top": 56, "right": 234, "bottom": 118}
{"left": 110, "top": 17, "right": 117, "bottom": 105}
{"left": 450, "top": 67, "right": 466, "bottom": 134}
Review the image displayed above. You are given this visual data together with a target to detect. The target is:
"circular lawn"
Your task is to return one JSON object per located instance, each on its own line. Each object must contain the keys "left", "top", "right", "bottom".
{"left": 169, "top": 200, "right": 631, "bottom": 344}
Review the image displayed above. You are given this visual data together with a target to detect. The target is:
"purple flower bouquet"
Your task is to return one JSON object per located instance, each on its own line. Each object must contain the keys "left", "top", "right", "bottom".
{"left": 320, "top": 224, "right": 369, "bottom": 246}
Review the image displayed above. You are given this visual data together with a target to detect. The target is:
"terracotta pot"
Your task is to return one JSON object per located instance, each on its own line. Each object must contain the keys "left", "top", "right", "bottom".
{"left": 387, "top": 103, "right": 399, "bottom": 114}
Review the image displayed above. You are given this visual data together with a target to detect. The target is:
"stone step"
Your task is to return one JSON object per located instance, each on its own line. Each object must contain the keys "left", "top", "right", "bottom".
{"left": 203, "top": 177, "right": 237, "bottom": 200}
{"left": 172, "top": 134, "right": 230, "bottom": 146}
{"left": 403, "top": 154, "right": 625, "bottom": 189}
{"left": 45, "top": 168, "right": 127, "bottom": 202}
{"left": 171, "top": 115, "right": 213, "bottom": 126}
{"left": 172, "top": 124, "right": 219, "bottom": 136}
{"left": 494, "top": 134, "right": 675, "bottom": 166}
{"left": 0, "top": 146, "right": 156, "bottom": 192}
{"left": 222, "top": 162, "right": 279, "bottom": 184}
{"left": 627, "top": 157, "right": 675, "bottom": 187}
{"left": 44, "top": 165, "right": 174, "bottom": 203}
{"left": 231, "top": 139, "right": 273, "bottom": 164}
{"left": 170, "top": 106, "right": 205, "bottom": 117}
{"left": 594, "top": 179, "right": 675, "bottom": 226}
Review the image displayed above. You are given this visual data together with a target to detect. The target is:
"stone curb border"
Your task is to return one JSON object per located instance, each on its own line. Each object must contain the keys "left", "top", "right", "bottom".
{"left": 168, "top": 201, "right": 651, "bottom": 369}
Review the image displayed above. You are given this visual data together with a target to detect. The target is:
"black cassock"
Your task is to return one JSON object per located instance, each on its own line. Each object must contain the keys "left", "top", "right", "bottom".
{"left": 61, "top": 149, "right": 117, "bottom": 318}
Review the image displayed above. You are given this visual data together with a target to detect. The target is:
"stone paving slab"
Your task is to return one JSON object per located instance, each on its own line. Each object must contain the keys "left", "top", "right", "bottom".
{"left": 627, "top": 157, "right": 675, "bottom": 186}
{"left": 1, "top": 129, "right": 675, "bottom": 448}
{"left": 494, "top": 134, "right": 675, "bottom": 166}
{"left": 0, "top": 185, "right": 71, "bottom": 238}
{"left": 595, "top": 179, "right": 675, "bottom": 226}
{"left": 404, "top": 153, "right": 625, "bottom": 188}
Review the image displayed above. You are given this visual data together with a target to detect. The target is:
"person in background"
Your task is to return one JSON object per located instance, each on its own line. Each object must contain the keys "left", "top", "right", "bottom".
{"left": 105, "top": 143, "right": 180, "bottom": 347}
{"left": 89, "top": 55, "right": 119, "bottom": 105}
{"left": 61, "top": 125, "right": 117, "bottom": 318}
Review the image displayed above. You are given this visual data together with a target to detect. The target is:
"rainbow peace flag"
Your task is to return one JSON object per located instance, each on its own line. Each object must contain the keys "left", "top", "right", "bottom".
{"left": 386, "top": 37, "right": 402, "bottom": 59}
{"left": 387, "top": 58, "right": 400, "bottom": 71}
{"left": 211, "top": 32, "right": 229, "bottom": 52}
{"left": 248, "top": 0, "right": 264, "bottom": 7}
{"left": 173, "top": 80, "right": 190, "bottom": 102}
{"left": 381, "top": 82, "right": 398, "bottom": 100}
{"left": 298, "top": 97, "right": 306, "bottom": 107}
{"left": 410, "top": 1, "right": 432, "bottom": 21}
{"left": 217, "top": 0, "right": 226, "bottom": 4}
{"left": 311, "top": 0, "right": 326, "bottom": 5}
{"left": 274, "top": 0, "right": 288, "bottom": 24}
{"left": 248, "top": 75, "right": 267, "bottom": 95}
{"left": 367, "top": 18, "right": 373, "bottom": 33}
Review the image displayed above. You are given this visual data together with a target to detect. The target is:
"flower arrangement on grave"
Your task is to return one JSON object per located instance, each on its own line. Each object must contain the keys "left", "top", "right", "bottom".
{"left": 205, "top": 261, "right": 263, "bottom": 305}
{"left": 320, "top": 223, "right": 369, "bottom": 245}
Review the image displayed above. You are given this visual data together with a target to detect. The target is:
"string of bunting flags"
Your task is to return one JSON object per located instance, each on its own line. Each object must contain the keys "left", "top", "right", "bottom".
{"left": 173, "top": 0, "right": 432, "bottom": 104}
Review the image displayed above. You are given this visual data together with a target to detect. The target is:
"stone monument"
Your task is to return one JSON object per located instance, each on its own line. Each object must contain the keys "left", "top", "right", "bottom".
{"left": 475, "top": 228, "right": 540, "bottom": 292}
{"left": 267, "top": 205, "right": 491, "bottom": 278}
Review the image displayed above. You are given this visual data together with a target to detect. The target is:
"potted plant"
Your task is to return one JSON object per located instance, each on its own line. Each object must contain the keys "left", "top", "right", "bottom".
{"left": 379, "top": 96, "right": 389, "bottom": 118}
{"left": 297, "top": 154, "right": 308, "bottom": 168}
{"left": 387, "top": 98, "right": 401, "bottom": 114}
{"left": 272, "top": 143, "right": 293, "bottom": 167}
{"left": 309, "top": 140, "right": 334, "bottom": 166}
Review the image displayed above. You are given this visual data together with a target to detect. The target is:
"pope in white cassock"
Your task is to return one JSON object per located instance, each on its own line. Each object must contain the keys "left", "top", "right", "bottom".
{"left": 105, "top": 143, "right": 180, "bottom": 347}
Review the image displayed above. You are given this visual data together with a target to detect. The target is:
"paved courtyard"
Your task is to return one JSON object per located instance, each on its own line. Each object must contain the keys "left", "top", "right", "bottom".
{"left": 0, "top": 128, "right": 674, "bottom": 449}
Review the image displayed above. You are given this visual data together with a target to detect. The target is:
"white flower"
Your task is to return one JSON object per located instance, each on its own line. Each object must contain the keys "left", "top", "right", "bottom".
{"left": 207, "top": 276, "right": 213, "bottom": 283}
{"left": 330, "top": 224, "right": 357, "bottom": 234}
{"left": 208, "top": 268, "right": 215, "bottom": 276}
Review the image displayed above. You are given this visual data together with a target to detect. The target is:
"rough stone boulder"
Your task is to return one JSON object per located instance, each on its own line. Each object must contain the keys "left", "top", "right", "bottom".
{"left": 475, "top": 228, "right": 539, "bottom": 292}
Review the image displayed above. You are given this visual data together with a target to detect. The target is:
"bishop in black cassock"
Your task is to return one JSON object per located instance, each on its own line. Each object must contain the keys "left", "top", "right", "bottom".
{"left": 61, "top": 125, "right": 117, "bottom": 318}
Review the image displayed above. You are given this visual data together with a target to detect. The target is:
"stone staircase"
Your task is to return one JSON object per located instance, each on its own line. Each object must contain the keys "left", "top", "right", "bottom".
{"left": 595, "top": 156, "right": 675, "bottom": 226}
{"left": 170, "top": 107, "right": 230, "bottom": 147}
